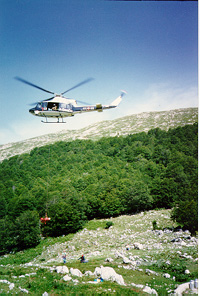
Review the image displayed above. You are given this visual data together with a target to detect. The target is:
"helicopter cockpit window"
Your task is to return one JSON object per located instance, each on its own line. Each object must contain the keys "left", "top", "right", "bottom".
{"left": 36, "top": 103, "right": 42, "bottom": 109}
{"left": 41, "top": 102, "right": 47, "bottom": 110}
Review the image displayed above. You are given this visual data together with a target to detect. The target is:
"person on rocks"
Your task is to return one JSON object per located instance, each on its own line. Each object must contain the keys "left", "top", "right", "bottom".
{"left": 62, "top": 250, "right": 67, "bottom": 264}
{"left": 79, "top": 254, "right": 88, "bottom": 263}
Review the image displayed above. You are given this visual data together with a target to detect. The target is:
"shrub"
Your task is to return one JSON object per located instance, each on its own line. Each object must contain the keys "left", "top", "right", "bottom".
{"left": 161, "top": 261, "right": 198, "bottom": 283}
{"left": 43, "top": 198, "right": 86, "bottom": 237}
{"left": 15, "top": 210, "right": 41, "bottom": 250}
{"left": 105, "top": 221, "right": 114, "bottom": 229}
{"left": 0, "top": 218, "right": 16, "bottom": 254}
{"left": 171, "top": 199, "right": 198, "bottom": 235}
{"left": 152, "top": 220, "right": 158, "bottom": 230}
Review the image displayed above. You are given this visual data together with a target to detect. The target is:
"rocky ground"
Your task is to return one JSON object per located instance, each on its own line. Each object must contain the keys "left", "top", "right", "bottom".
{"left": 0, "top": 209, "right": 198, "bottom": 295}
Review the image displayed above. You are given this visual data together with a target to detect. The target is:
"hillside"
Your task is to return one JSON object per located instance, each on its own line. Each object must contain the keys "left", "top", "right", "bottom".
{"left": 0, "top": 107, "right": 197, "bottom": 161}
{"left": 0, "top": 110, "right": 198, "bottom": 294}
{"left": 0, "top": 209, "right": 198, "bottom": 295}
{"left": 0, "top": 122, "right": 198, "bottom": 251}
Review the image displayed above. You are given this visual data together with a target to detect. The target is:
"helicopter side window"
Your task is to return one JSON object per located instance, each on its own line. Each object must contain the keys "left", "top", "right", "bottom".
{"left": 66, "top": 104, "right": 72, "bottom": 110}
{"left": 59, "top": 103, "right": 72, "bottom": 110}
{"left": 59, "top": 103, "right": 67, "bottom": 110}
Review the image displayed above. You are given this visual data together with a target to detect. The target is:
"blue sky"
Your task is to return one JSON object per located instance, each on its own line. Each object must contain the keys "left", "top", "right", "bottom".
{"left": 0, "top": 0, "right": 198, "bottom": 145}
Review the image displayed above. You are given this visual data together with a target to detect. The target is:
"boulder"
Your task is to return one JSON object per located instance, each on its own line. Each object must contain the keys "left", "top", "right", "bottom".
{"left": 163, "top": 273, "right": 170, "bottom": 278}
{"left": 0, "top": 279, "right": 15, "bottom": 291}
{"left": 174, "top": 282, "right": 189, "bottom": 296}
{"left": 113, "top": 273, "right": 125, "bottom": 286}
{"left": 171, "top": 238, "right": 182, "bottom": 243}
{"left": 0, "top": 280, "right": 11, "bottom": 284}
{"left": 70, "top": 268, "right": 83, "bottom": 277}
{"left": 194, "top": 279, "right": 198, "bottom": 289}
{"left": 145, "top": 269, "right": 158, "bottom": 276}
{"left": 19, "top": 287, "right": 29, "bottom": 294}
{"left": 94, "top": 267, "right": 101, "bottom": 276}
{"left": 84, "top": 271, "right": 94, "bottom": 276}
{"left": 63, "top": 275, "right": 72, "bottom": 281}
{"left": 9, "top": 283, "right": 15, "bottom": 290}
{"left": 122, "top": 256, "right": 131, "bottom": 264}
{"left": 105, "top": 258, "right": 114, "bottom": 263}
{"left": 115, "top": 251, "right": 124, "bottom": 258}
{"left": 134, "top": 243, "right": 143, "bottom": 250}
{"left": 131, "top": 283, "right": 144, "bottom": 289}
{"left": 94, "top": 266, "right": 125, "bottom": 285}
{"left": 123, "top": 265, "right": 132, "bottom": 270}
{"left": 56, "top": 266, "right": 69, "bottom": 274}
{"left": 95, "top": 266, "right": 113, "bottom": 281}
{"left": 191, "top": 237, "right": 198, "bottom": 243}
{"left": 143, "top": 285, "right": 158, "bottom": 295}
{"left": 72, "top": 279, "right": 79, "bottom": 283}
{"left": 154, "top": 230, "right": 163, "bottom": 236}
{"left": 129, "top": 256, "right": 136, "bottom": 261}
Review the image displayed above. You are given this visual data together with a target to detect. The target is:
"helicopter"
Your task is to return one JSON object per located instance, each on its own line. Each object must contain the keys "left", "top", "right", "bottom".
{"left": 15, "top": 77, "right": 126, "bottom": 123}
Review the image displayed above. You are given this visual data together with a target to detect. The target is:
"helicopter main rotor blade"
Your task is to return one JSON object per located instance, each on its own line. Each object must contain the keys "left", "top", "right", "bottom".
{"left": 28, "top": 96, "right": 55, "bottom": 106}
{"left": 61, "top": 78, "right": 94, "bottom": 95}
{"left": 15, "top": 77, "right": 55, "bottom": 95}
{"left": 28, "top": 102, "right": 39, "bottom": 106}
{"left": 76, "top": 100, "right": 91, "bottom": 106}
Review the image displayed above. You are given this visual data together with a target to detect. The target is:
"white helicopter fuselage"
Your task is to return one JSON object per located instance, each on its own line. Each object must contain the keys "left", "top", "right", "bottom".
{"left": 30, "top": 96, "right": 77, "bottom": 118}
{"left": 16, "top": 76, "right": 126, "bottom": 123}
{"left": 29, "top": 94, "right": 124, "bottom": 122}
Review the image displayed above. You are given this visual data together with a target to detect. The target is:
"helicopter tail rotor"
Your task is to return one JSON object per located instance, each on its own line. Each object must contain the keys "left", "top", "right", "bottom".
{"left": 120, "top": 90, "right": 127, "bottom": 97}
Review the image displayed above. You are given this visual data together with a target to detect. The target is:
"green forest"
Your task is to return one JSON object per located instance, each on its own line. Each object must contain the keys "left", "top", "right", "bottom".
{"left": 0, "top": 123, "right": 198, "bottom": 255}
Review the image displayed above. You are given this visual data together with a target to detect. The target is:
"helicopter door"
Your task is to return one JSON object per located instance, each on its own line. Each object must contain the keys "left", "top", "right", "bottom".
{"left": 47, "top": 102, "right": 59, "bottom": 110}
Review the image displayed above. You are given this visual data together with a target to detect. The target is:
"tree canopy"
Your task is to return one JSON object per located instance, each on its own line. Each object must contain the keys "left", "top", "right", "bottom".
{"left": 0, "top": 123, "right": 198, "bottom": 254}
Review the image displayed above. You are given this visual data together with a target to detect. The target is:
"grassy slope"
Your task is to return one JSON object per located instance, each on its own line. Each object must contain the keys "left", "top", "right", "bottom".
{"left": 0, "top": 209, "right": 198, "bottom": 295}
{"left": 0, "top": 107, "right": 198, "bottom": 161}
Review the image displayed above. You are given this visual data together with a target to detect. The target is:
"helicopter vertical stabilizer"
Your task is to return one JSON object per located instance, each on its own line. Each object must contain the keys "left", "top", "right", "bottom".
{"left": 110, "top": 96, "right": 122, "bottom": 107}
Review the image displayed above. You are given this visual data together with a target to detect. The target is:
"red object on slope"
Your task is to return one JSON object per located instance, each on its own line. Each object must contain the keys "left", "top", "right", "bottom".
{"left": 40, "top": 213, "right": 51, "bottom": 224}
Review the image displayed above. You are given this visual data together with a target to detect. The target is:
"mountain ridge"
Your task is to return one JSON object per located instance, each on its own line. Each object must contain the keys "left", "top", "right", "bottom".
{"left": 0, "top": 107, "right": 198, "bottom": 161}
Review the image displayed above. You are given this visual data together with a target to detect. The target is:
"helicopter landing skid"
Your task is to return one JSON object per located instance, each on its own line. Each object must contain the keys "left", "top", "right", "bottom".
{"left": 41, "top": 117, "right": 66, "bottom": 123}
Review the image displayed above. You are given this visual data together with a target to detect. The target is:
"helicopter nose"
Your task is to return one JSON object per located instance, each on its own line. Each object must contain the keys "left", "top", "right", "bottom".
{"left": 29, "top": 108, "right": 35, "bottom": 114}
